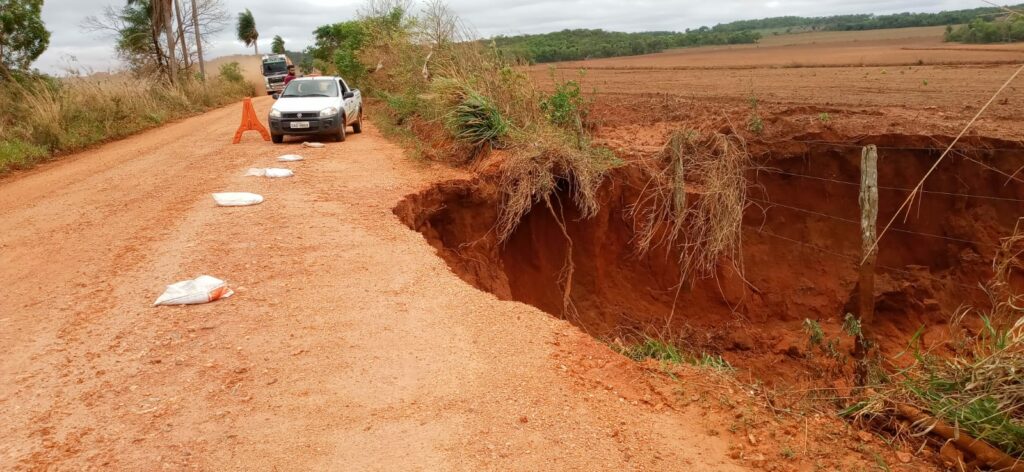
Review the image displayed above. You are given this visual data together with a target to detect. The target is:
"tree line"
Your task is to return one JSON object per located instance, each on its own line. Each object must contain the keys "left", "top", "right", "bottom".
{"left": 945, "top": 16, "right": 1024, "bottom": 43}
{"left": 709, "top": 4, "right": 1024, "bottom": 34}
{"left": 489, "top": 29, "right": 762, "bottom": 64}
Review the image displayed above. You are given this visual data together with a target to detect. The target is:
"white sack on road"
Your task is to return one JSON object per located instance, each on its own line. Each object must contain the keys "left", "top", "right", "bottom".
{"left": 153, "top": 275, "right": 234, "bottom": 306}
{"left": 276, "top": 154, "right": 304, "bottom": 162}
{"left": 212, "top": 192, "right": 264, "bottom": 206}
{"left": 246, "top": 168, "right": 294, "bottom": 178}
{"left": 302, "top": 142, "right": 325, "bottom": 148}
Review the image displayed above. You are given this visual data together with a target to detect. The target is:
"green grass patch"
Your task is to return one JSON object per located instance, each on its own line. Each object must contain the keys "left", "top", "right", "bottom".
{"left": 614, "top": 337, "right": 733, "bottom": 371}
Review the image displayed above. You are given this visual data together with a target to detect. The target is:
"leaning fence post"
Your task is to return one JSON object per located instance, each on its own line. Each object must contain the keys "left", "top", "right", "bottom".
{"left": 855, "top": 145, "right": 878, "bottom": 378}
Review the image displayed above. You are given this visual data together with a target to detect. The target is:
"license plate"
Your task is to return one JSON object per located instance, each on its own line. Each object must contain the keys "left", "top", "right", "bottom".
{"left": 290, "top": 121, "right": 310, "bottom": 129}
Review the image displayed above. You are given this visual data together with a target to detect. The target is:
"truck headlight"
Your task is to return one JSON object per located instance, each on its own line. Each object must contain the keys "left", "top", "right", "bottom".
{"left": 269, "top": 109, "right": 282, "bottom": 118}
{"left": 319, "top": 107, "right": 339, "bottom": 117}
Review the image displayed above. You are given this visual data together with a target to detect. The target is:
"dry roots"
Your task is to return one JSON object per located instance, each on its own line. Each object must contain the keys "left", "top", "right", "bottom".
{"left": 629, "top": 130, "right": 752, "bottom": 281}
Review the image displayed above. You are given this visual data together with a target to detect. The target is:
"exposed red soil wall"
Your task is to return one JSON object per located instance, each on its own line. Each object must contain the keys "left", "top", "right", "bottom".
{"left": 395, "top": 134, "right": 1024, "bottom": 383}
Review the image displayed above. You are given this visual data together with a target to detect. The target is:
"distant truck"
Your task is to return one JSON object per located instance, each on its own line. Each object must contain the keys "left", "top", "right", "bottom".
{"left": 261, "top": 54, "right": 293, "bottom": 95}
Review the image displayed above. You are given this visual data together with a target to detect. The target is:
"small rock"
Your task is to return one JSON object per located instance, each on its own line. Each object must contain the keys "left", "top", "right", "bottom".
{"left": 896, "top": 451, "right": 912, "bottom": 463}
{"left": 857, "top": 431, "right": 873, "bottom": 442}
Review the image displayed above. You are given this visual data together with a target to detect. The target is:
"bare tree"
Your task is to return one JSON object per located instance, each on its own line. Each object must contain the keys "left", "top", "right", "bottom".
{"left": 83, "top": 0, "right": 227, "bottom": 77}
{"left": 358, "top": 0, "right": 413, "bottom": 19}
{"left": 418, "top": 0, "right": 458, "bottom": 47}
{"left": 191, "top": 0, "right": 205, "bottom": 79}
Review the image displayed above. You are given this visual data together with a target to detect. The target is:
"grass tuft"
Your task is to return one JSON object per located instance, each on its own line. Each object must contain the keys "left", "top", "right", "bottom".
{"left": 847, "top": 220, "right": 1024, "bottom": 459}
{"left": 0, "top": 72, "right": 256, "bottom": 175}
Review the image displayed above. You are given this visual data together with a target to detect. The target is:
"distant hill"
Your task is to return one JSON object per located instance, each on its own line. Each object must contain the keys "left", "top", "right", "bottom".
{"left": 709, "top": 4, "right": 1024, "bottom": 34}
{"left": 493, "top": 29, "right": 760, "bottom": 64}
{"left": 490, "top": 4, "right": 1024, "bottom": 64}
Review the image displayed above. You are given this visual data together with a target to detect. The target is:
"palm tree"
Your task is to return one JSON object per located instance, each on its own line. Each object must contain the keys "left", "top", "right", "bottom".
{"left": 236, "top": 9, "right": 259, "bottom": 55}
{"left": 271, "top": 35, "right": 285, "bottom": 54}
{"left": 128, "top": 0, "right": 176, "bottom": 83}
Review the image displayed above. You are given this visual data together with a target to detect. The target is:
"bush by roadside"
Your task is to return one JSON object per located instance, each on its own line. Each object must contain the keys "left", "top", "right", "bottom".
{"left": 0, "top": 67, "right": 256, "bottom": 175}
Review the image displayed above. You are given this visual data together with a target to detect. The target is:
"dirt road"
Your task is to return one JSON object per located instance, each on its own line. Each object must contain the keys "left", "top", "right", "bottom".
{"left": 0, "top": 97, "right": 742, "bottom": 470}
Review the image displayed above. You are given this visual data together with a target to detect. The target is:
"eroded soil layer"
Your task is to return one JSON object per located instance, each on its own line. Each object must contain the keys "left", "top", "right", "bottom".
{"left": 396, "top": 134, "right": 1024, "bottom": 384}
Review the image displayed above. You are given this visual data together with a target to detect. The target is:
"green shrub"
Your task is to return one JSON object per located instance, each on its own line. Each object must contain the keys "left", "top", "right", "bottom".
{"left": 540, "top": 76, "right": 587, "bottom": 129}
{"left": 218, "top": 62, "right": 245, "bottom": 83}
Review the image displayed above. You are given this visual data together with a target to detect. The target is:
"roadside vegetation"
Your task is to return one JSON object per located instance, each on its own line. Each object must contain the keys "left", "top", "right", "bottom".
{"left": 1, "top": 0, "right": 257, "bottom": 174}
{"left": 0, "top": 69, "right": 255, "bottom": 173}
{"left": 310, "top": 0, "right": 619, "bottom": 244}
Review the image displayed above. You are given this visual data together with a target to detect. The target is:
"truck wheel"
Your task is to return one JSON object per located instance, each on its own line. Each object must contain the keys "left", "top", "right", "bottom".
{"left": 352, "top": 109, "right": 363, "bottom": 134}
{"left": 272, "top": 134, "right": 283, "bottom": 144}
{"left": 336, "top": 116, "right": 347, "bottom": 142}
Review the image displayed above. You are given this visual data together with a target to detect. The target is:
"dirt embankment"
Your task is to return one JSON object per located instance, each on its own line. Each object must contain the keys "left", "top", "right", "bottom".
{"left": 395, "top": 131, "right": 1024, "bottom": 386}
{"left": 207, "top": 54, "right": 268, "bottom": 95}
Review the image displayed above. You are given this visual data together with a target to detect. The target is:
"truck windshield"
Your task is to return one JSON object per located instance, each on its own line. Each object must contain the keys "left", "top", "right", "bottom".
{"left": 280, "top": 79, "right": 339, "bottom": 98}
{"left": 263, "top": 61, "right": 288, "bottom": 75}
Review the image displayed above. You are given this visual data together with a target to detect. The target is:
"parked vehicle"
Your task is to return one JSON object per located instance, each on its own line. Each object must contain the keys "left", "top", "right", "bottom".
{"left": 261, "top": 54, "right": 293, "bottom": 95}
{"left": 268, "top": 76, "right": 363, "bottom": 144}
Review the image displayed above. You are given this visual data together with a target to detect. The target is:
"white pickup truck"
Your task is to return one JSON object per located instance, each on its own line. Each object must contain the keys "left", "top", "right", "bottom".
{"left": 268, "top": 76, "right": 363, "bottom": 143}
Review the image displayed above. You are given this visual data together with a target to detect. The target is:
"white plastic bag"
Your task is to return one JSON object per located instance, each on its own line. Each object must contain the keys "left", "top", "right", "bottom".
{"left": 245, "top": 168, "right": 294, "bottom": 178}
{"left": 277, "top": 154, "right": 304, "bottom": 162}
{"left": 212, "top": 192, "right": 264, "bottom": 207}
{"left": 302, "top": 142, "right": 325, "bottom": 148}
{"left": 153, "top": 275, "right": 234, "bottom": 306}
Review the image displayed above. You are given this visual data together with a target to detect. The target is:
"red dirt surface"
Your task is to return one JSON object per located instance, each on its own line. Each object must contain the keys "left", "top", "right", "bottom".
{"left": 1, "top": 97, "right": 859, "bottom": 471}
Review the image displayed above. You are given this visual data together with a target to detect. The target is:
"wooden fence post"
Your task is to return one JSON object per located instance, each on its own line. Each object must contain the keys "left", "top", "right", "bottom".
{"left": 855, "top": 145, "right": 878, "bottom": 376}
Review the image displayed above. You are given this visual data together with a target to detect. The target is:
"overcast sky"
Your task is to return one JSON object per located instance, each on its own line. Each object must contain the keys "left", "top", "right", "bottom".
{"left": 36, "top": 0, "right": 984, "bottom": 74}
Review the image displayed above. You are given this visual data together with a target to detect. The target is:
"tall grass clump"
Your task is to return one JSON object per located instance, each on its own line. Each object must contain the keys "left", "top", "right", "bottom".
{"left": 0, "top": 70, "right": 255, "bottom": 174}
{"left": 629, "top": 130, "right": 752, "bottom": 281}
{"left": 846, "top": 221, "right": 1024, "bottom": 464}
{"left": 352, "top": 1, "right": 619, "bottom": 242}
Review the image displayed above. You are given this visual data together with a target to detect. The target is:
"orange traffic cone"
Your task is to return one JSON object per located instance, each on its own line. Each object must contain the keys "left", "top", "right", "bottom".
{"left": 232, "top": 97, "right": 271, "bottom": 144}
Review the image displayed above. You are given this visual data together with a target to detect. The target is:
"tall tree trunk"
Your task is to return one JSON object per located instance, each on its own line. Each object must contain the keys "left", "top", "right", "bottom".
{"left": 151, "top": 25, "right": 166, "bottom": 75}
{"left": 191, "top": 0, "right": 205, "bottom": 80}
{"left": 174, "top": 0, "right": 190, "bottom": 70}
{"left": 254, "top": 42, "right": 259, "bottom": 55}
{"left": 163, "top": 2, "right": 177, "bottom": 84}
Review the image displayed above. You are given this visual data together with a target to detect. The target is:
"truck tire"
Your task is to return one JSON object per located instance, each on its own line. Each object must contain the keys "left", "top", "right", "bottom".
{"left": 336, "top": 115, "right": 347, "bottom": 142}
{"left": 352, "top": 108, "right": 363, "bottom": 134}
{"left": 272, "top": 134, "right": 283, "bottom": 144}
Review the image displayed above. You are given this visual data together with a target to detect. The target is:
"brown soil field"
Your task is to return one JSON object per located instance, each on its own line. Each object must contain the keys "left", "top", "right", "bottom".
{"left": 532, "top": 29, "right": 1024, "bottom": 140}
{"left": 548, "top": 26, "right": 1024, "bottom": 69}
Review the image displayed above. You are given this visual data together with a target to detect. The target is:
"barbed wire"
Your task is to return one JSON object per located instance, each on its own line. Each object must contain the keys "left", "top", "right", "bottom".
{"left": 778, "top": 139, "right": 1024, "bottom": 153}
{"left": 750, "top": 227, "right": 986, "bottom": 293}
{"left": 749, "top": 197, "right": 1002, "bottom": 248}
{"left": 754, "top": 168, "right": 1024, "bottom": 203}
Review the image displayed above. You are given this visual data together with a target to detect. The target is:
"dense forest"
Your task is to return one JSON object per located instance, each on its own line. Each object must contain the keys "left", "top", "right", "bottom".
{"left": 493, "top": 29, "right": 760, "bottom": 64}
{"left": 945, "top": 16, "right": 1024, "bottom": 43}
